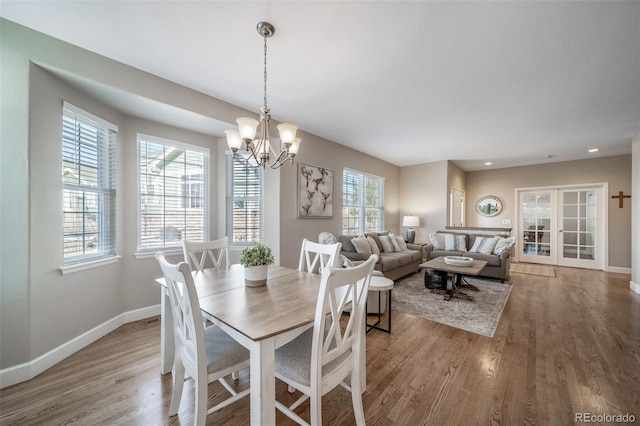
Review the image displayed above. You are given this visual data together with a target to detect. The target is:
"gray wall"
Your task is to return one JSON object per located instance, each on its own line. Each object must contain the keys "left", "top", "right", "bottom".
{"left": 465, "top": 155, "right": 632, "bottom": 269}
{"left": 399, "top": 160, "right": 448, "bottom": 243}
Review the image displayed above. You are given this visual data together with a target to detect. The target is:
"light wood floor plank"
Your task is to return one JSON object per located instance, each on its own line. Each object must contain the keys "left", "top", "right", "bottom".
{"left": 1, "top": 267, "right": 638, "bottom": 425}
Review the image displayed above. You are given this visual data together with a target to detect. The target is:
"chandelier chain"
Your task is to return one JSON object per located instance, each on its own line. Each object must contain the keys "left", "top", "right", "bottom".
{"left": 263, "top": 34, "right": 268, "bottom": 111}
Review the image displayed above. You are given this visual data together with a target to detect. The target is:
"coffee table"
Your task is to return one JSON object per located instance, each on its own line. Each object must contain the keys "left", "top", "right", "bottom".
{"left": 419, "top": 257, "right": 488, "bottom": 301}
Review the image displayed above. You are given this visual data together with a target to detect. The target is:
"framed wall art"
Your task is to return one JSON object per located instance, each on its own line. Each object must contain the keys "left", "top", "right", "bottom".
{"left": 298, "top": 163, "right": 334, "bottom": 218}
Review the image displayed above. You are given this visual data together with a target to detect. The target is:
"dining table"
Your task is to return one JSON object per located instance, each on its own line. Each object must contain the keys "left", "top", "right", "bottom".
{"left": 155, "top": 263, "right": 367, "bottom": 426}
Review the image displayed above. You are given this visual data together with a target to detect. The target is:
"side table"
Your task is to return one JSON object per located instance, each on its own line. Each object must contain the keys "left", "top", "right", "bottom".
{"left": 367, "top": 276, "right": 394, "bottom": 333}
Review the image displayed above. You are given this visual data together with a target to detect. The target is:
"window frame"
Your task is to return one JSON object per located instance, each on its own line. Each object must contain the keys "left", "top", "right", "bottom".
{"left": 61, "top": 102, "right": 118, "bottom": 266}
{"left": 136, "top": 133, "right": 210, "bottom": 253}
{"left": 226, "top": 153, "right": 264, "bottom": 247}
{"left": 342, "top": 168, "right": 385, "bottom": 235}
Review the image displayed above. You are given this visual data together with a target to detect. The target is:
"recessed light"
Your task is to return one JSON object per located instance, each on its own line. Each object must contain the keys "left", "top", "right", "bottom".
{"left": 588, "top": 148, "right": 599, "bottom": 153}
{"left": 484, "top": 162, "right": 492, "bottom": 166}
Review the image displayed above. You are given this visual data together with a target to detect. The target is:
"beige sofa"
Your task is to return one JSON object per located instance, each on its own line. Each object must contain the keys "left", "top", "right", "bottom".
{"left": 338, "top": 231, "right": 423, "bottom": 281}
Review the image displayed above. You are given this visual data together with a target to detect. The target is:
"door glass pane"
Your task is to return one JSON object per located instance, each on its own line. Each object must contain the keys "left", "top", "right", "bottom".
{"left": 522, "top": 191, "right": 553, "bottom": 259}
{"left": 564, "top": 205, "right": 577, "bottom": 217}
{"left": 561, "top": 190, "right": 596, "bottom": 262}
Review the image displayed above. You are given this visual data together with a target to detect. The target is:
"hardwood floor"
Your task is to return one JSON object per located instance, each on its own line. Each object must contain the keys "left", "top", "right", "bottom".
{"left": 1, "top": 267, "right": 639, "bottom": 425}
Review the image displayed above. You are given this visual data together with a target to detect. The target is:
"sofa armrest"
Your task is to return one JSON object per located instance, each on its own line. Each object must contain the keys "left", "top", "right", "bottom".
{"left": 406, "top": 243, "right": 422, "bottom": 251}
{"left": 423, "top": 243, "right": 434, "bottom": 259}
{"left": 499, "top": 250, "right": 511, "bottom": 260}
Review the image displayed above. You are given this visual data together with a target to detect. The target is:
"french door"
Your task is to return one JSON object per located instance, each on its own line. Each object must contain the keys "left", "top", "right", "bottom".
{"left": 518, "top": 185, "right": 606, "bottom": 270}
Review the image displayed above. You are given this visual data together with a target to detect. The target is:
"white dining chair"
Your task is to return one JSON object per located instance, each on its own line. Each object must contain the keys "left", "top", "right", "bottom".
{"left": 183, "top": 237, "right": 230, "bottom": 272}
{"left": 155, "top": 253, "right": 250, "bottom": 426}
{"left": 274, "top": 254, "right": 378, "bottom": 426}
{"left": 298, "top": 238, "right": 342, "bottom": 274}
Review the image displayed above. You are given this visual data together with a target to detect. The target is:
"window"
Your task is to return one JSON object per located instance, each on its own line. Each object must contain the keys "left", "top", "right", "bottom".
{"left": 227, "top": 154, "right": 263, "bottom": 245}
{"left": 342, "top": 169, "right": 384, "bottom": 234}
{"left": 62, "top": 102, "right": 117, "bottom": 264}
{"left": 138, "top": 134, "right": 209, "bottom": 251}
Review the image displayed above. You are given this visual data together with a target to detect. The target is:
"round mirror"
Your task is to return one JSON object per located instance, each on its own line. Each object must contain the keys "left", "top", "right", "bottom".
{"left": 476, "top": 195, "right": 503, "bottom": 217}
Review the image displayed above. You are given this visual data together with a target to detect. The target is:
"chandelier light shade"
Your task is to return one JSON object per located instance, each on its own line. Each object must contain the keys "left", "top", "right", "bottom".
{"left": 402, "top": 215, "right": 420, "bottom": 243}
{"left": 226, "top": 22, "right": 301, "bottom": 169}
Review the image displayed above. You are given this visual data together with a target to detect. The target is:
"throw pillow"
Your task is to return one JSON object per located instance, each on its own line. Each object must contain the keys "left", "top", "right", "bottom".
{"left": 318, "top": 232, "right": 338, "bottom": 245}
{"left": 444, "top": 233, "right": 457, "bottom": 251}
{"left": 351, "top": 237, "right": 372, "bottom": 254}
{"left": 429, "top": 233, "right": 446, "bottom": 250}
{"left": 367, "top": 236, "right": 381, "bottom": 254}
{"left": 456, "top": 235, "right": 467, "bottom": 252}
{"left": 340, "top": 254, "right": 355, "bottom": 268}
{"left": 379, "top": 235, "right": 396, "bottom": 252}
{"left": 493, "top": 237, "right": 516, "bottom": 255}
{"left": 395, "top": 236, "right": 408, "bottom": 251}
{"left": 388, "top": 233, "right": 402, "bottom": 251}
{"left": 469, "top": 236, "right": 499, "bottom": 254}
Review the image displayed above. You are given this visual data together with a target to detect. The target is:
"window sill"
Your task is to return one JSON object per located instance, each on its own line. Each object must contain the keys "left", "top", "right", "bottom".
{"left": 59, "top": 255, "right": 121, "bottom": 275}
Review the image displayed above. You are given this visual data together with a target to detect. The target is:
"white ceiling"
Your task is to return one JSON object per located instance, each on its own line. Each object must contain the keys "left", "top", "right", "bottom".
{"left": 2, "top": 1, "right": 639, "bottom": 171}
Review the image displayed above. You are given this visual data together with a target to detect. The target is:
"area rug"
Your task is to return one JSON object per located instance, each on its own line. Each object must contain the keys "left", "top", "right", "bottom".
{"left": 392, "top": 272, "right": 512, "bottom": 338}
{"left": 511, "top": 262, "right": 556, "bottom": 277}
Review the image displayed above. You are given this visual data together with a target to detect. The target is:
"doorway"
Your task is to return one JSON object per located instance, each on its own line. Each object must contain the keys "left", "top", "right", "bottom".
{"left": 449, "top": 187, "right": 465, "bottom": 227}
{"left": 517, "top": 184, "right": 607, "bottom": 270}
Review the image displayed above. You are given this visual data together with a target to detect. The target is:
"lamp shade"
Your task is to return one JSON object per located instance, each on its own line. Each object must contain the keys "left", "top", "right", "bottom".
{"left": 225, "top": 129, "right": 242, "bottom": 151}
{"left": 402, "top": 215, "right": 420, "bottom": 227}
{"left": 236, "top": 117, "right": 259, "bottom": 140}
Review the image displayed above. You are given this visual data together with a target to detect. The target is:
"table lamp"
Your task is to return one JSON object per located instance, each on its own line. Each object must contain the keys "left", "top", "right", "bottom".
{"left": 402, "top": 215, "right": 420, "bottom": 244}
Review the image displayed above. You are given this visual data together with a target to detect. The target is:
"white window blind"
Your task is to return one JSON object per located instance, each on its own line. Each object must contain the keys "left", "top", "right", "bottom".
{"left": 62, "top": 102, "right": 117, "bottom": 264}
{"left": 342, "top": 169, "right": 384, "bottom": 234}
{"left": 226, "top": 154, "right": 263, "bottom": 245}
{"left": 137, "top": 134, "right": 209, "bottom": 251}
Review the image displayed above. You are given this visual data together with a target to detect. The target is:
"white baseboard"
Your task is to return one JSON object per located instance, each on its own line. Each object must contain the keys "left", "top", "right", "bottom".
{"left": 631, "top": 280, "right": 640, "bottom": 294}
{"left": 0, "top": 304, "right": 160, "bottom": 389}
{"left": 608, "top": 266, "right": 632, "bottom": 274}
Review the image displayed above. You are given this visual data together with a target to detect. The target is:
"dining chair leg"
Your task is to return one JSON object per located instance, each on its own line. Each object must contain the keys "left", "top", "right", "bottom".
{"left": 310, "top": 390, "right": 322, "bottom": 426}
{"left": 194, "top": 372, "right": 208, "bottom": 426}
{"left": 351, "top": 367, "right": 366, "bottom": 425}
{"left": 169, "top": 358, "right": 185, "bottom": 416}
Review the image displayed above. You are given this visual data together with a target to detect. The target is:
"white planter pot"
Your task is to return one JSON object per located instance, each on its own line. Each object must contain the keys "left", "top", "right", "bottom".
{"left": 244, "top": 265, "right": 268, "bottom": 287}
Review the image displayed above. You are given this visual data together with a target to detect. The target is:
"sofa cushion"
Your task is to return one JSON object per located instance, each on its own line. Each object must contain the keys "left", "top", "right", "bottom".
{"left": 429, "top": 249, "right": 465, "bottom": 259}
{"left": 366, "top": 236, "right": 381, "bottom": 254}
{"left": 351, "top": 236, "right": 372, "bottom": 254}
{"left": 395, "top": 236, "right": 408, "bottom": 251}
{"left": 379, "top": 235, "right": 396, "bottom": 252}
{"left": 469, "top": 236, "right": 499, "bottom": 254}
{"left": 429, "top": 233, "right": 446, "bottom": 250}
{"left": 364, "top": 232, "right": 383, "bottom": 252}
{"left": 339, "top": 235, "right": 357, "bottom": 252}
{"left": 493, "top": 237, "right": 515, "bottom": 254}
{"left": 464, "top": 251, "right": 502, "bottom": 267}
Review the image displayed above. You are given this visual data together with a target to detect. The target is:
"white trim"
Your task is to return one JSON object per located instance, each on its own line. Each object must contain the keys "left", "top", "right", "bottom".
{"left": 631, "top": 281, "right": 640, "bottom": 294}
{"left": 134, "top": 248, "right": 182, "bottom": 259}
{"left": 0, "top": 305, "right": 160, "bottom": 389}
{"left": 63, "top": 101, "right": 118, "bottom": 131}
{"left": 608, "top": 266, "right": 632, "bottom": 274}
{"left": 58, "top": 255, "right": 121, "bottom": 275}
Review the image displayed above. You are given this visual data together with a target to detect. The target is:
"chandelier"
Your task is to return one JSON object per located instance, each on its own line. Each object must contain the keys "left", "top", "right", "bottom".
{"left": 225, "top": 22, "right": 301, "bottom": 169}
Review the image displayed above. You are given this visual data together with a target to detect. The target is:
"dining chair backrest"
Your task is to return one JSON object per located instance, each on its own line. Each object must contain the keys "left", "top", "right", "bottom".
{"left": 155, "top": 252, "right": 206, "bottom": 376}
{"left": 298, "top": 238, "right": 342, "bottom": 274}
{"left": 183, "top": 237, "right": 230, "bottom": 272}
{"left": 312, "top": 254, "right": 377, "bottom": 390}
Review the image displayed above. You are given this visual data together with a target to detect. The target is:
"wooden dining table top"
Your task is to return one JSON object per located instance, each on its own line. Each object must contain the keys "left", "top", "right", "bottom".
{"left": 156, "top": 264, "right": 323, "bottom": 342}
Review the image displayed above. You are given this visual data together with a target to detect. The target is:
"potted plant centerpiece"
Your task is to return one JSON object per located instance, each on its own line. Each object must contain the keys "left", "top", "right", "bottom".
{"left": 239, "top": 243, "right": 275, "bottom": 287}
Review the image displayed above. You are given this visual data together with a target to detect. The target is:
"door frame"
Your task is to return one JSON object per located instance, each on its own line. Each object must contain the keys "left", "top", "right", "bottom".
{"left": 514, "top": 183, "right": 609, "bottom": 270}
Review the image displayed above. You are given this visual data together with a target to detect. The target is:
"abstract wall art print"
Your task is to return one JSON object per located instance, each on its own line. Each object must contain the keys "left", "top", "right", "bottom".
{"left": 298, "top": 163, "right": 333, "bottom": 218}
